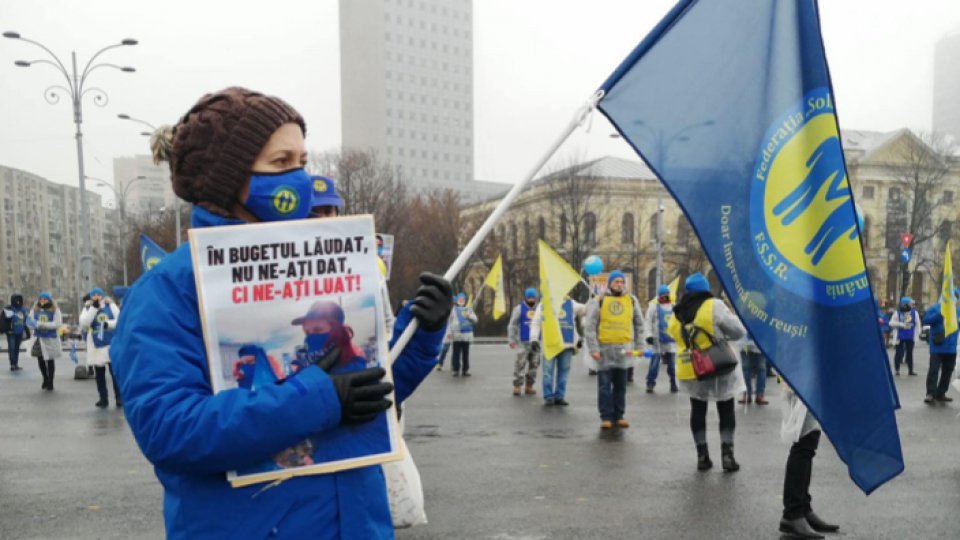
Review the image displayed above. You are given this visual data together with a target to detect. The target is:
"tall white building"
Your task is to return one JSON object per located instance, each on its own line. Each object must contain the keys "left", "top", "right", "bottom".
{"left": 933, "top": 31, "right": 960, "bottom": 141}
{"left": 112, "top": 155, "right": 174, "bottom": 216}
{"left": 340, "top": 0, "right": 475, "bottom": 191}
{"left": 0, "top": 165, "right": 120, "bottom": 317}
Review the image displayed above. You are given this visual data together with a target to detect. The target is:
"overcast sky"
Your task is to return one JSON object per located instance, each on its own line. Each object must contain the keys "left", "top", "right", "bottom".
{"left": 1, "top": 0, "right": 958, "bottom": 205}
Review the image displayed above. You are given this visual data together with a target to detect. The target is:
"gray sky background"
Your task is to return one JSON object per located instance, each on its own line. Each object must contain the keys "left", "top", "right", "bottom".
{"left": 1, "top": 0, "right": 958, "bottom": 206}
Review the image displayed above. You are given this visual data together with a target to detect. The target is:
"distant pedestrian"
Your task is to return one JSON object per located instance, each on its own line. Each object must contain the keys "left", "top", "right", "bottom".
{"left": 668, "top": 273, "right": 746, "bottom": 471}
{"left": 79, "top": 288, "right": 122, "bottom": 408}
{"left": 508, "top": 288, "right": 542, "bottom": 396}
{"left": 448, "top": 293, "right": 477, "bottom": 377}
{"left": 28, "top": 292, "right": 63, "bottom": 391}
{"left": 584, "top": 271, "right": 644, "bottom": 429}
{"left": 921, "top": 295, "right": 959, "bottom": 404}
{"left": 889, "top": 296, "right": 918, "bottom": 376}
{"left": 643, "top": 284, "right": 677, "bottom": 394}
{"left": 531, "top": 296, "right": 586, "bottom": 406}
{"left": 2, "top": 294, "right": 30, "bottom": 371}
{"left": 739, "top": 334, "right": 768, "bottom": 405}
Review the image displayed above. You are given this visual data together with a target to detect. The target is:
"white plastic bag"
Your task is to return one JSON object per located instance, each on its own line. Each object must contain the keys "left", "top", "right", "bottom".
{"left": 383, "top": 417, "right": 427, "bottom": 529}
{"left": 581, "top": 346, "right": 598, "bottom": 371}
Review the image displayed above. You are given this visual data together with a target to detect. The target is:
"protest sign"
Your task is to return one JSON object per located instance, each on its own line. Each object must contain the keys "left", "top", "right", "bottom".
{"left": 189, "top": 215, "right": 401, "bottom": 487}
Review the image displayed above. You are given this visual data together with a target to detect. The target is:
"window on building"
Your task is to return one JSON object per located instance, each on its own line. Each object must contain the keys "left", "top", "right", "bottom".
{"left": 621, "top": 213, "right": 635, "bottom": 244}
{"left": 538, "top": 217, "right": 546, "bottom": 241}
{"left": 511, "top": 223, "right": 518, "bottom": 255}
{"left": 560, "top": 214, "right": 567, "bottom": 245}
{"left": 945, "top": 190, "right": 954, "bottom": 204}
{"left": 584, "top": 212, "right": 597, "bottom": 246}
{"left": 524, "top": 219, "right": 533, "bottom": 255}
{"left": 889, "top": 187, "right": 901, "bottom": 201}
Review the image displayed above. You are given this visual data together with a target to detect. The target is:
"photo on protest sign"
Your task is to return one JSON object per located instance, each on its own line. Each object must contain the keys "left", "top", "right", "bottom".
{"left": 377, "top": 233, "right": 394, "bottom": 280}
{"left": 189, "top": 215, "right": 401, "bottom": 488}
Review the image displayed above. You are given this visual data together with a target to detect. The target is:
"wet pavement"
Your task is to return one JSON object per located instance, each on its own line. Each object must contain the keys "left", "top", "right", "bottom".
{"left": 1, "top": 345, "right": 958, "bottom": 539}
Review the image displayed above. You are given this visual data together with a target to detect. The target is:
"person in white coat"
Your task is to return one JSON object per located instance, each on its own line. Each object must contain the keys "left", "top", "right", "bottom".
{"left": 447, "top": 293, "right": 478, "bottom": 377}
{"left": 28, "top": 292, "right": 63, "bottom": 391}
{"left": 530, "top": 296, "right": 586, "bottom": 406}
{"left": 779, "top": 383, "right": 840, "bottom": 539}
{"left": 79, "top": 287, "right": 122, "bottom": 408}
{"left": 643, "top": 284, "right": 678, "bottom": 393}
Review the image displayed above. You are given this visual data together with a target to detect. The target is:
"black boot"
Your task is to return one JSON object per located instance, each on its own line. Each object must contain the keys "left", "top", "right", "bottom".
{"left": 37, "top": 357, "right": 50, "bottom": 390}
{"left": 46, "top": 360, "right": 55, "bottom": 390}
{"left": 805, "top": 511, "right": 839, "bottom": 532}
{"left": 779, "top": 517, "right": 824, "bottom": 539}
{"left": 696, "top": 443, "right": 712, "bottom": 471}
{"left": 721, "top": 443, "right": 739, "bottom": 472}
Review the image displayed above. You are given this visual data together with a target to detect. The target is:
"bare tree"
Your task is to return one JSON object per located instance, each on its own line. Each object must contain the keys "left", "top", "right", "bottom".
{"left": 542, "top": 155, "right": 607, "bottom": 274}
{"left": 881, "top": 130, "right": 956, "bottom": 298}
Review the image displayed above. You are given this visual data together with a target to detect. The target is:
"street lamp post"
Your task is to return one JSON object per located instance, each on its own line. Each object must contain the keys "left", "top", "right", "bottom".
{"left": 4, "top": 31, "right": 137, "bottom": 303}
{"left": 89, "top": 175, "right": 146, "bottom": 286}
{"left": 117, "top": 113, "right": 181, "bottom": 247}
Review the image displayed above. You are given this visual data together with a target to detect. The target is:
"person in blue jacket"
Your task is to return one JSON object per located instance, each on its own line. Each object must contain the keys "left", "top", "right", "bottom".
{"left": 922, "top": 291, "right": 960, "bottom": 404}
{"left": 110, "top": 87, "right": 453, "bottom": 540}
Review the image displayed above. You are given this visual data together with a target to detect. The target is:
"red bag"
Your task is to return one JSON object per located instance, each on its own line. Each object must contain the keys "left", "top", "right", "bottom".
{"left": 682, "top": 325, "right": 738, "bottom": 380}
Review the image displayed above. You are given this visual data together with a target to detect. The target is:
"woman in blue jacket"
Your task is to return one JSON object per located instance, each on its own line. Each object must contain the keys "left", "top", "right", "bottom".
{"left": 110, "top": 87, "right": 452, "bottom": 540}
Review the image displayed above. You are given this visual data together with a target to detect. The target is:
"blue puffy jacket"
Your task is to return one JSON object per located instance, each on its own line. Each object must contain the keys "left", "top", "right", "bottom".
{"left": 110, "top": 207, "right": 443, "bottom": 540}
{"left": 922, "top": 303, "right": 960, "bottom": 354}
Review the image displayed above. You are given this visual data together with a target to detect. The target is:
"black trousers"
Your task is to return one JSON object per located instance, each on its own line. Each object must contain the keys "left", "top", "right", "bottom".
{"left": 783, "top": 430, "right": 821, "bottom": 519}
{"left": 892, "top": 339, "right": 914, "bottom": 372}
{"left": 689, "top": 397, "right": 736, "bottom": 445}
{"left": 37, "top": 353, "right": 55, "bottom": 389}
{"left": 95, "top": 364, "right": 122, "bottom": 403}
{"left": 451, "top": 341, "right": 470, "bottom": 374}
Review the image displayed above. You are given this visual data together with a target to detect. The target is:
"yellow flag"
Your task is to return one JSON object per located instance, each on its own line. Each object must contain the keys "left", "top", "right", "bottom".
{"left": 483, "top": 255, "right": 507, "bottom": 320}
{"left": 941, "top": 241, "right": 957, "bottom": 337}
{"left": 538, "top": 240, "right": 582, "bottom": 361}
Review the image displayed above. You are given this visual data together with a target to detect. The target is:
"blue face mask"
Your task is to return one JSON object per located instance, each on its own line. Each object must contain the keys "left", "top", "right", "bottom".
{"left": 305, "top": 333, "right": 329, "bottom": 352}
{"left": 244, "top": 168, "right": 313, "bottom": 222}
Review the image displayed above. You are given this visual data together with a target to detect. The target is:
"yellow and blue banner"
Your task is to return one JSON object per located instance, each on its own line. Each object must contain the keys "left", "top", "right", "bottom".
{"left": 597, "top": 0, "right": 901, "bottom": 493}
{"left": 940, "top": 241, "right": 957, "bottom": 336}
{"left": 538, "top": 240, "right": 581, "bottom": 361}
{"left": 483, "top": 255, "right": 507, "bottom": 320}
{"left": 139, "top": 234, "right": 167, "bottom": 273}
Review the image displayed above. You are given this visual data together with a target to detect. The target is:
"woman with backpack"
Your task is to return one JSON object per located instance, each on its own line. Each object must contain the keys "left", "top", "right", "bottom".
{"left": 668, "top": 273, "right": 746, "bottom": 472}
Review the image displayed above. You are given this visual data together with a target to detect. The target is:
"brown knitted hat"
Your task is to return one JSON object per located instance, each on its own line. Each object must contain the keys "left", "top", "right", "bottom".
{"left": 164, "top": 87, "right": 306, "bottom": 213}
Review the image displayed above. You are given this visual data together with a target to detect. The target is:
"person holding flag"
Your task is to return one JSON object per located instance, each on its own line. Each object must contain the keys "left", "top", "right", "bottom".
{"left": 80, "top": 288, "right": 122, "bottom": 408}
{"left": 643, "top": 284, "right": 678, "bottom": 394}
{"left": 508, "top": 288, "right": 542, "bottom": 396}
{"left": 584, "top": 271, "right": 644, "bottom": 429}
{"left": 531, "top": 296, "right": 585, "bottom": 406}
{"left": 922, "top": 242, "right": 959, "bottom": 404}
{"left": 448, "top": 292, "right": 478, "bottom": 377}
{"left": 889, "top": 296, "right": 919, "bottom": 376}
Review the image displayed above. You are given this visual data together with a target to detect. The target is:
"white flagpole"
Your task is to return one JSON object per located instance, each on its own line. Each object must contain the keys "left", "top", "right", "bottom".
{"left": 389, "top": 90, "right": 605, "bottom": 363}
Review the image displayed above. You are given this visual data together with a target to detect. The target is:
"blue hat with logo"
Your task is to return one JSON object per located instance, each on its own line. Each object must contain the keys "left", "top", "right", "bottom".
{"left": 684, "top": 273, "right": 709, "bottom": 293}
{"left": 524, "top": 287, "right": 538, "bottom": 299}
{"left": 291, "top": 300, "right": 345, "bottom": 325}
{"left": 311, "top": 176, "right": 343, "bottom": 209}
{"left": 657, "top": 284, "right": 670, "bottom": 296}
{"left": 899, "top": 296, "right": 912, "bottom": 305}
{"left": 608, "top": 270, "right": 625, "bottom": 286}
{"left": 37, "top": 292, "right": 53, "bottom": 302}
{"left": 89, "top": 287, "right": 105, "bottom": 297}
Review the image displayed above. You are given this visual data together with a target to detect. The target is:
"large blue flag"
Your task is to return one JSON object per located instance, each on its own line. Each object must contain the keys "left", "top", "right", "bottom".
{"left": 597, "top": 0, "right": 901, "bottom": 493}
{"left": 139, "top": 233, "right": 167, "bottom": 273}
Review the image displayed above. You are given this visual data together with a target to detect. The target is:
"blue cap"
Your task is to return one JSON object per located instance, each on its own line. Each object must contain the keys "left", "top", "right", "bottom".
{"left": 89, "top": 287, "right": 105, "bottom": 297}
{"left": 900, "top": 296, "right": 912, "bottom": 305}
{"left": 311, "top": 176, "right": 344, "bottom": 209}
{"left": 684, "top": 273, "right": 709, "bottom": 293}
{"left": 657, "top": 284, "right": 670, "bottom": 296}
{"left": 291, "top": 300, "right": 345, "bottom": 325}
{"left": 456, "top": 292, "right": 467, "bottom": 302}
{"left": 37, "top": 292, "right": 53, "bottom": 302}
{"left": 608, "top": 270, "right": 625, "bottom": 286}
{"left": 524, "top": 287, "right": 538, "bottom": 299}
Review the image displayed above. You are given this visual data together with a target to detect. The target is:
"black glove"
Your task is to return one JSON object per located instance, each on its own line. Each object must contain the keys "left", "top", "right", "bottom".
{"left": 329, "top": 367, "right": 394, "bottom": 426}
{"left": 409, "top": 272, "right": 453, "bottom": 332}
{"left": 576, "top": 339, "right": 583, "bottom": 350}
{"left": 315, "top": 347, "right": 343, "bottom": 373}
{"left": 645, "top": 337, "right": 655, "bottom": 345}
{"left": 530, "top": 341, "right": 541, "bottom": 353}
